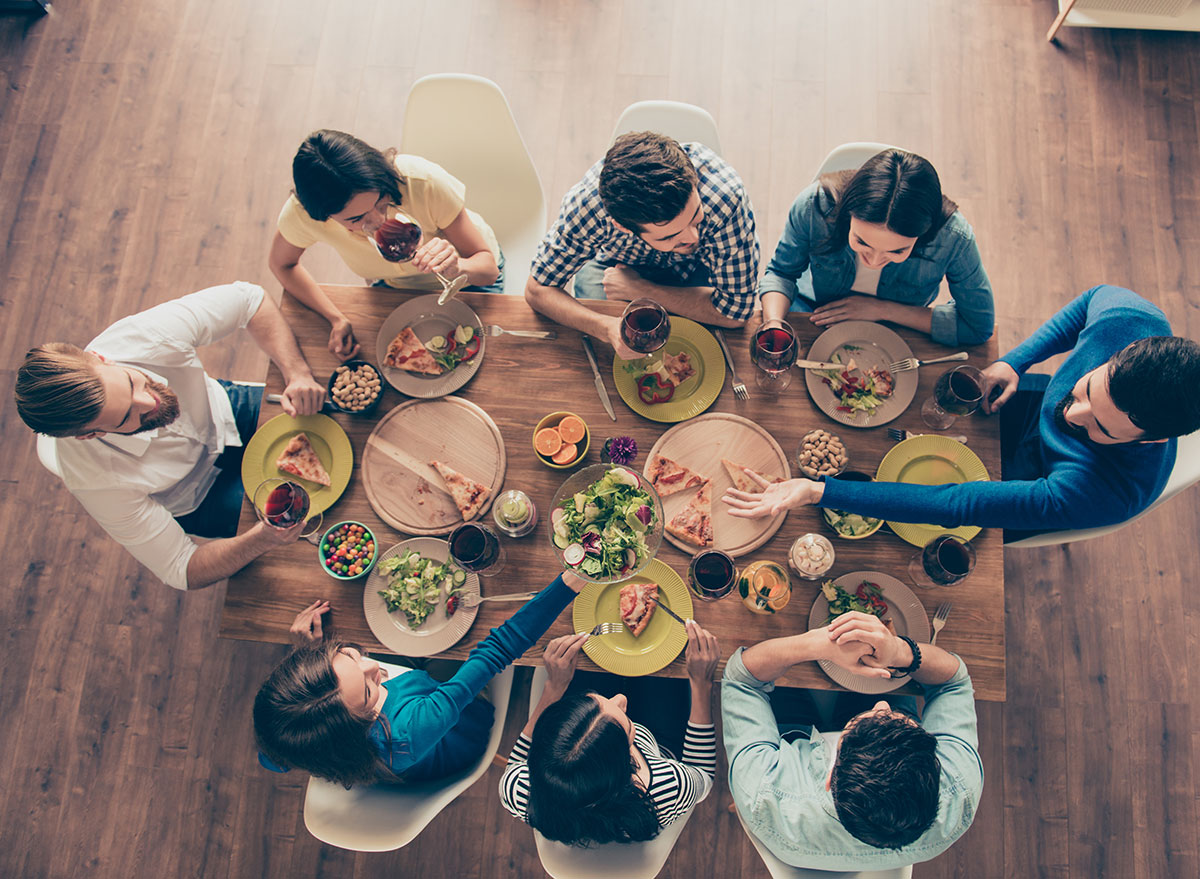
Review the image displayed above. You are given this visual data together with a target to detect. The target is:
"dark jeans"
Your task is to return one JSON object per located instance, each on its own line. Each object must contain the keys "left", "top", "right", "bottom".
{"left": 565, "top": 669, "right": 691, "bottom": 759}
{"left": 173, "top": 380, "right": 263, "bottom": 539}
{"left": 1000, "top": 372, "right": 1050, "bottom": 543}
{"left": 572, "top": 258, "right": 713, "bottom": 300}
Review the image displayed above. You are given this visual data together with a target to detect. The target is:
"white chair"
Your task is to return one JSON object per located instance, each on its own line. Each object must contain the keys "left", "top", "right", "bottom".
{"left": 525, "top": 666, "right": 699, "bottom": 879}
{"left": 813, "top": 142, "right": 900, "bottom": 178}
{"left": 1008, "top": 429, "right": 1200, "bottom": 547}
{"left": 735, "top": 809, "right": 913, "bottom": 879}
{"left": 303, "top": 661, "right": 515, "bottom": 851}
{"left": 400, "top": 73, "right": 547, "bottom": 297}
{"left": 611, "top": 100, "right": 723, "bottom": 156}
{"left": 36, "top": 433, "right": 62, "bottom": 478}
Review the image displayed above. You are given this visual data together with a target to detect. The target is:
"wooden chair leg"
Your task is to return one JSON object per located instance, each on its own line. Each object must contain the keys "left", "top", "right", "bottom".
{"left": 1046, "top": 0, "right": 1079, "bottom": 42}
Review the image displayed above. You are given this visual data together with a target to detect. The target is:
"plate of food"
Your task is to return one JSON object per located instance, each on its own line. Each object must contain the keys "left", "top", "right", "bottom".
{"left": 572, "top": 559, "right": 693, "bottom": 676}
{"left": 642, "top": 413, "right": 791, "bottom": 558}
{"left": 376, "top": 294, "right": 485, "bottom": 398}
{"left": 611, "top": 317, "right": 725, "bottom": 422}
{"left": 240, "top": 413, "right": 353, "bottom": 517}
{"left": 875, "top": 435, "right": 989, "bottom": 547}
{"left": 806, "top": 570, "right": 930, "bottom": 694}
{"left": 804, "top": 321, "right": 919, "bottom": 427}
{"left": 363, "top": 537, "right": 481, "bottom": 656}
{"left": 361, "top": 397, "right": 506, "bottom": 535}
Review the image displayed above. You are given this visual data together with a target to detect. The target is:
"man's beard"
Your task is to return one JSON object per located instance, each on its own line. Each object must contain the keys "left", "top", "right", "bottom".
{"left": 1052, "top": 391, "right": 1089, "bottom": 442}
{"left": 132, "top": 378, "right": 181, "bottom": 432}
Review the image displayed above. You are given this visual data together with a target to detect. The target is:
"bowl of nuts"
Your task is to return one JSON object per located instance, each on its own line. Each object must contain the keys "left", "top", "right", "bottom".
{"left": 797, "top": 429, "right": 848, "bottom": 479}
{"left": 328, "top": 360, "right": 383, "bottom": 415}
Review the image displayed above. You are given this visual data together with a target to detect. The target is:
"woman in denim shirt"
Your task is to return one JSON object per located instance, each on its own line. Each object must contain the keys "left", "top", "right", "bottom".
{"left": 759, "top": 150, "right": 994, "bottom": 347}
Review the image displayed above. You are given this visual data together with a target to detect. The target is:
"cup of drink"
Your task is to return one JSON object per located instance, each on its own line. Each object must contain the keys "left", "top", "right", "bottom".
{"left": 493, "top": 489, "right": 538, "bottom": 538}
{"left": 687, "top": 549, "right": 737, "bottom": 601}
{"left": 921, "top": 364, "right": 984, "bottom": 430}
{"left": 750, "top": 320, "right": 799, "bottom": 392}
{"left": 253, "top": 478, "right": 323, "bottom": 539}
{"left": 738, "top": 560, "right": 791, "bottom": 614}
{"left": 619, "top": 299, "right": 671, "bottom": 358}
{"left": 908, "top": 534, "right": 976, "bottom": 587}
{"left": 449, "top": 521, "right": 506, "bottom": 577}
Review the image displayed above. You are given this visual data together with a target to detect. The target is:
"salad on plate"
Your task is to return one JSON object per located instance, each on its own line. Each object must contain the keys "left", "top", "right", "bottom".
{"left": 377, "top": 548, "right": 468, "bottom": 627}
{"left": 816, "top": 347, "right": 895, "bottom": 417}
{"left": 551, "top": 467, "right": 657, "bottom": 580}
{"left": 821, "top": 578, "right": 890, "bottom": 623}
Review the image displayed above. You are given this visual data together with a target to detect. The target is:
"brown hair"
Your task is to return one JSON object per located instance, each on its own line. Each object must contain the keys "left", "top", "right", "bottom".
{"left": 14, "top": 343, "right": 106, "bottom": 437}
{"left": 599, "top": 132, "right": 699, "bottom": 232}
{"left": 292, "top": 129, "right": 406, "bottom": 222}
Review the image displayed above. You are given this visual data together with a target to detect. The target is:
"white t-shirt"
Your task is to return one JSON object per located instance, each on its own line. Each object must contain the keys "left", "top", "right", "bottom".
{"left": 850, "top": 254, "right": 882, "bottom": 295}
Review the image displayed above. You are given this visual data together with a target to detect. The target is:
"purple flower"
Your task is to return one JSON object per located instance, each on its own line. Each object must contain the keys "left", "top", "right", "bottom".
{"left": 604, "top": 436, "right": 638, "bottom": 465}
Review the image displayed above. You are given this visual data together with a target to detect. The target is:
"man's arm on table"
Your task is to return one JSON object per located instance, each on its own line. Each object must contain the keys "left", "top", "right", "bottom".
{"left": 245, "top": 293, "right": 325, "bottom": 415}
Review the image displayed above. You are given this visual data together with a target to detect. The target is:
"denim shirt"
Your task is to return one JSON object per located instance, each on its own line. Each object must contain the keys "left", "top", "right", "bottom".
{"left": 721, "top": 648, "right": 984, "bottom": 871}
{"left": 759, "top": 182, "right": 995, "bottom": 346}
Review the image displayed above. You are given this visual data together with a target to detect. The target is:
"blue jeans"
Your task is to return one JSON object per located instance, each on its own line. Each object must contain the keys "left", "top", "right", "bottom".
{"left": 572, "top": 258, "right": 713, "bottom": 300}
{"left": 1000, "top": 372, "right": 1051, "bottom": 543}
{"left": 174, "top": 380, "right": 263, "bottom": 539}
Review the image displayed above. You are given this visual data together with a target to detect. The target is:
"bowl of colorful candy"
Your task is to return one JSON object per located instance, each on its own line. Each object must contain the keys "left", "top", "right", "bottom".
{"left": 319, "top": 521, "right": 378, "bottom": 580}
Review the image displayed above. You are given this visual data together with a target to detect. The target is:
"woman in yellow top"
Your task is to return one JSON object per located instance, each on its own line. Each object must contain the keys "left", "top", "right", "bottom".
{"left": 269, "top": 129, "right": 503, "bottom": 360}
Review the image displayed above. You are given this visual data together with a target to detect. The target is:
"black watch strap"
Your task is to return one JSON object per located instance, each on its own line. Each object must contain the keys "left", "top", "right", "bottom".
{"left": 888, "top": 635, "right": 922, "bottom": 679}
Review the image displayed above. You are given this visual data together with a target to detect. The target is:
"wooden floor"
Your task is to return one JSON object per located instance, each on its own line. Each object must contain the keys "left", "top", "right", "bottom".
{"left": 1, "top": 1, "right": 1197, "bottom": 877}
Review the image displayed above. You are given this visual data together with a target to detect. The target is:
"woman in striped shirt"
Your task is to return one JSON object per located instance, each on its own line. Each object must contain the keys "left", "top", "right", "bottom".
{"left": 500, "top": 620, "right": 720, "bottom": 845}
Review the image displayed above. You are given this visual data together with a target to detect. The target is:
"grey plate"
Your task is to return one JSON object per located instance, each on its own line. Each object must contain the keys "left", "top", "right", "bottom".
{"left": 376, "top": 295, "right": 485, "bottom": 398}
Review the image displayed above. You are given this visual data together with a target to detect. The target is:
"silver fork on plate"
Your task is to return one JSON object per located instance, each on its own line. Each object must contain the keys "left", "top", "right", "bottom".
{"left": 713, "top": 329, "right": 748, "bottom": 400}
{"left": 482, "top": 324, "right": 557, "bottom": 340}
{"left": 588, "top": 622, "right": 625, "bottom": 636}
{"left": 930, "top": 602, "right": 952, "bottom": 644}
{"left": 888, "top": 351, "right": 969, "bottom": 373}
{"left": 887, "top": 428, "right": 968, "bottom": 444}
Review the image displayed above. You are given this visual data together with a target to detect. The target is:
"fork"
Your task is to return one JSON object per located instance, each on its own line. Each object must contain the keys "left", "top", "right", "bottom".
{"left": 887, "top": 351, "right": 969, "bottom": 373}
{"left": 460, "top": 590, "right": 538, "bottom": 608}
{"left": 887, "top": 428, "right": 968, "bottom": 445}
{"left": 588, "top": 622, "right": 625, "bottom": 636}
{"left": 714, "top": 329, "right": 748, "bottom": 400}
{"left": 930, "top": 602, "right": 952, "bottom": 644}
{"left": 482, "top": 324, "right": 557, "bottom": 340}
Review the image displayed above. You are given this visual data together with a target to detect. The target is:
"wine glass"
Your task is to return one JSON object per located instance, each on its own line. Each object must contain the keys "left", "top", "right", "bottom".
{"left": 921, "top": 364, "right": 984, "bottom": 429}
{"left": 750, "top": 320, "right": 798, "bottom": 392}
{"left": 366, "top": 208, "right": 469, "bottom": 306}
{"left": 448, "top": 521, "right": 506, "bottom": 577}
{"left": 908, "top": 534, "right": 976, "bottom": 588}
{"left": 252, "top": 478, "right": 323, "bottom": 540}
{"left": 619, "top": 299, "right": 671, "bottom": 361}
{"left": 687, "top": 549, "right": 736, "bottom": 601}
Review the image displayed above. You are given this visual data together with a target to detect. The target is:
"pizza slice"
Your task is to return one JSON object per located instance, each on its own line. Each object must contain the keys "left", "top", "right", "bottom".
{"left": 661, "top": 350, "right": 696, "bottom": 386}
{"left": 429, "top": 460, "right": 491, "bottom": 521}
{"left": 618, "top": 581, "right": 659, "bottom": 637}
{"left": 665, "top": 481, "right": 713, "bottom": 547}
{"left": 720, "top": 458, "right": 783, "bottom": 494}
{"left": 275, "top": 433, "right": 332, "bottom": 487}
{"left": 646, "top": 453, "right": 706, "bottom": 498}
{"left": 384, "top": 327, "right": 443, "bottom": 376}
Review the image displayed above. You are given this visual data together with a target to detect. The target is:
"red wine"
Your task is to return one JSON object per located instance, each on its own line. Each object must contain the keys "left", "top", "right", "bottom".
{"left": 450, "top": 523, "right": 500, "bottom": 572}
{"left": 921, "top": 536, "right": 973, "bottom": 585}
{"left": 688, "top": 550, "right": 736, "bottom": 600}
{"left": 375, "top": 218, "right": 422, "bottom": 262}
{"left": 755, "top": 328, "right": 793, "bottom": 353}
{"left": 625, "top": 307, "right": 665, "bottom": 333}
{"left": 620, "top": 304, "right": 671, "bottom": 354}
{"left": 751, "top": 325, "right": 797, "bottom": 374}
{"left": 934, "top": 368, "right": 983, "bottom": 417}
{"left": 264, "top": 482, "right": 309, "bottom": 528}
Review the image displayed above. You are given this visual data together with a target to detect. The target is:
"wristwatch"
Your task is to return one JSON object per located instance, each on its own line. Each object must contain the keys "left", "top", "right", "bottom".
{"left": 887, "top": 635, "right": 922, "bottom": 679}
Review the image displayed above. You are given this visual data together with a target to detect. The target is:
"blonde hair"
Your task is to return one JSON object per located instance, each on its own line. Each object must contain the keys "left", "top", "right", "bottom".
{"left": 15, "top": 343, "right": 105, "bottom": 436}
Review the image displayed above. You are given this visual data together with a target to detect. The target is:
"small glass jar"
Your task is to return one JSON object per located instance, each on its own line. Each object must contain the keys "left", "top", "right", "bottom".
{"left": 788, "top": 533, "right": 835, "bottom": 580}
{"left": 492, "top": 489, "right": 538, "bottom": 538}
{"left": 737, "top": 560, "right": 791, "bottom": 615}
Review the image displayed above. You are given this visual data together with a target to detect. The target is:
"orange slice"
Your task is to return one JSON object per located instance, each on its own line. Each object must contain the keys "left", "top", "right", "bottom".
{"left": 535, "top": 427, "right": 563, "bottom": 457}
{"left": 557, "top": 415, "right": 587, "bottom": 444}
{"left": 551, "top": 442, "right": 578, "bottom": 465}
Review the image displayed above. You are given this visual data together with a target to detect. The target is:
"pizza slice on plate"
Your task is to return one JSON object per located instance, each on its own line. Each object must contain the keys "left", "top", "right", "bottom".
{"left": 721, "top": 458, "right": 781, "bottom": 494}
{"left": 646, "top": 453, "right": 706, "bottom": 498}
{"left": 275, "top": 433, "right": 332, "bottom": 487}
{"left": 665, "top": 481, "right": 713, "bottom": 547}
{"left": 384, "top": 327, "right": 443, "bottom": 376}
{"left": 618, "top": 581, "right": 659, "bottom": 637}
{"left": 430, "top": 460, "right": 491, "bottom": 521}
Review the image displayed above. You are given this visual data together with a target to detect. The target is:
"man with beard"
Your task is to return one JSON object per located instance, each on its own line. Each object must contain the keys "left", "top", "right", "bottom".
{"left": 722, "top": 285, "right": 1200, "bottom": 541}
{"left": 15, "top": 282, "right": 327, "bottom": 588}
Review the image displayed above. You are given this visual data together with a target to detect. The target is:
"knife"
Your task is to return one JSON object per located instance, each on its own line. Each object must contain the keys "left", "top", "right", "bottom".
{"left": 650, "top": 597, "right": 691, "bottom": 626}
{"left": 581, "top": 335, "right": 617, "bottom": 422}
{"left": 793, "top": 359, "right": 844, "bottom": 370}
{"left": 266, "top": 393, "right": 338, "bottom": 415}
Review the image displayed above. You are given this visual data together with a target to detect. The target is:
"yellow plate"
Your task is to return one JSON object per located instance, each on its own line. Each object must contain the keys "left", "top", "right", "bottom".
{"left": 572, "top": 559, "right": 693, "bottom": 676}
{"left": 875, "top": 435, "right": 990, "bottom": 547}
{"left": 241, "top": 413, "right": 353, "bottom": 518}
{"left": 612, "top": 317, "right": 725, "bottom": 423}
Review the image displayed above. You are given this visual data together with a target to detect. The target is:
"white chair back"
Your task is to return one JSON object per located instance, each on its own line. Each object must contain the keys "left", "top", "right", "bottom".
{"left": 735, "top": 810, "right": 913, "bottom": 879}
{"left": 36, "top": 433, "right": 62, "bottom": 478}
{"left": 813, "top": 143, "right": 900, "bottom": 178}
{"left": 1008, "top": 428, "right": 1200, "bottom": 547}
{"left": 303, "top": 661, "right": 515, "bottom": 851}
{"left": 400, "top": 73, "right": 547, "bottom": 295}
{"left": 612, "top": 100, "right": 723, "bottom": 156}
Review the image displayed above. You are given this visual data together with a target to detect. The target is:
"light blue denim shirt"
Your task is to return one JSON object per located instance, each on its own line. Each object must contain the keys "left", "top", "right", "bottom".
{"left": 759, "top": 182, "right": 995, "bottom": 346}
{"left": 721, "top": 648, "right": 984, "bottom": 871}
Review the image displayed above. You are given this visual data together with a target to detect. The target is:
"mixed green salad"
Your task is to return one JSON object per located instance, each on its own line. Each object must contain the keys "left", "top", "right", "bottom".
{"left": 551, "top": 467, "right": 657, "bottom": 579}
{"left": 377, "top": 549, "right": 467, "bottom": 627}
{"left": 823, "top": 507, "right": 883, "bottom": 537}
{"left": 821, "top": 579, "right": 889, "bottom": 623}
{"left": 816, "top": 348, "right": 894, "bottom": 417}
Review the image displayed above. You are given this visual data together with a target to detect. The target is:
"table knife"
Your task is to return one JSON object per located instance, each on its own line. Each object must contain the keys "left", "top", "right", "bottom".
{"left": 650, "top": 598, "right": 691, "bottom": 626}
{"left": 793, "top": 359, "right": 844, "bottom": 370}
{"left": 581, "top": 335, "right": 617, "bottom": 422}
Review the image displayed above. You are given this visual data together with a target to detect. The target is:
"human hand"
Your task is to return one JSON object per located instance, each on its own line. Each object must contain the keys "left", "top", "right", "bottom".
{"left": 253, "top": 517, "right": 309, "bottom": 548}
{"left": 280, "top": 373, "right": 326, "bottom": 416}
{"left": 562, "top": 571, "right": 588, "bottom": 593}
{"left": 979, "top": 360, "right": 1019, "bottom": 414}
{"left": 684, "top": 620, "right": 720, "bottom": 685}
{"left": 601, "top": 264, "right": 645, "bottom": 303}
{"left": 289, "top": 599, "right": 330, "bottom": 646}
{"left": 543, "top": 632, "right": 589, "bottom": 694}
{"left": 412, "top": 236, "right": 460, "bottom": 277}
{"left": 723, "top": 474, "right": 822, "bottom": 519}
{"left": 602, "top": 314, "right": 641, "bottom": 361}
{"left": 328, "top": 317, "right": 361, "bottom": 361}
{"left": 826, "top": 611, "right": 909, "bottom": 676}
{"left": 810, "top": 295, "right": 891, "bottom": 327}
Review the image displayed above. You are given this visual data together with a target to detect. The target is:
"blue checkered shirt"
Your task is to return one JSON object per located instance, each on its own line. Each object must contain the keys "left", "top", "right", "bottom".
{"left": 530, "top": 143, "right": 761, "bottom": 321}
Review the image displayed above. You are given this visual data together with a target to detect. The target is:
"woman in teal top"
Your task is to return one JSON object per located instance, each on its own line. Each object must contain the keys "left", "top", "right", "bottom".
{"left": 759, "top": 149, "right": 995, "bottom": 347}
{"left": 254, "top": 572, "right": 584, "bottom": 787}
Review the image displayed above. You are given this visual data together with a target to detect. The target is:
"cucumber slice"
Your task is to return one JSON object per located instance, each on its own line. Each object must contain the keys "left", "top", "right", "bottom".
{"left": 452, "top": 569, "right": 467, "bottom": 585}
{"left": 552, "top": 532, "right": 569, "bottom": 550}
{"left": 454, "top": 324, "right": 474, "bottom": 344}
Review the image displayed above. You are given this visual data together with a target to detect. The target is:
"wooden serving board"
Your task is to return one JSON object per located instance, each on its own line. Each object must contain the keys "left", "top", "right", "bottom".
{"left": 361, "top": 397, "right": 506, "bottom": 535}
{"left": 643, "top": 413, "right": 791, "bottom": 558}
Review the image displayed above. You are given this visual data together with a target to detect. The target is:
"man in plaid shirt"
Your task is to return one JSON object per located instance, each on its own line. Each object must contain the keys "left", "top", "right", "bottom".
{"left": 526, "top": 132, "right": 760, "bottom": 358}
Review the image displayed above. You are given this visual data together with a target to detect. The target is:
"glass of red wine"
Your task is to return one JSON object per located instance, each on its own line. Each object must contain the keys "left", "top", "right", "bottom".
{"left": 619, "top": 299, "right": 671, "bottom": 361}
{"left": 367, "top": 208, "right": 468, "bottom": 306}
{"left": 253, "top": 478, "right": 323, "bottom": 540}
{"left": 687, "top": 549, "right": 737, "bottom": 601}
{"left": 909, "top": 534, "right": 976, "bottom": 588}
{"left": 750, "top": 320, "right": 798, "bottom": 392}
{"left": 921, "top": 364, "right": 984, "bottom": 429}
{"left": 448, "top": 521, "right": 506, "bottom": 577}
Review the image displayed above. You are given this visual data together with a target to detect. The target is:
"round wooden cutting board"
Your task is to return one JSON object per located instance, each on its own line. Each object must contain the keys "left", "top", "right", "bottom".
{"left": 643, "top": 413, "right": 791, "bottom": 558}
{"left": 362, "top": 397, "right": 506, "bottom": 535}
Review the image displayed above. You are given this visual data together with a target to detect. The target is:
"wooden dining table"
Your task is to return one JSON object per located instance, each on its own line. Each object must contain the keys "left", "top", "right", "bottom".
{"left": 221, "top": 285, "right": 1006, "bottom": 701}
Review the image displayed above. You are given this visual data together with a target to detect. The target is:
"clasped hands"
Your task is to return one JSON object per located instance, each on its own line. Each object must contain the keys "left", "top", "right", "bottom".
{"left": 819, "top": 612, "right": 910, "bottom": 681}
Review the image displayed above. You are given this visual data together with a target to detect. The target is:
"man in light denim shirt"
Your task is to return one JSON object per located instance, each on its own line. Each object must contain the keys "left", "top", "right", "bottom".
{"left": 722, "top": 612, "right": 983, "bottom": 871}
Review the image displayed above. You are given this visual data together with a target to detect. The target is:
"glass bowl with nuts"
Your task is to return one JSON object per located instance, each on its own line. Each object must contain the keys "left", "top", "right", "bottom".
{"left": 327, "top": 360, "right": 383, "bottom": 415}
{"left": 797, "top": 429, "right": 848, "bottom": 479}
{"left": 789, "top": 533, "right": 835, "bottom": 580}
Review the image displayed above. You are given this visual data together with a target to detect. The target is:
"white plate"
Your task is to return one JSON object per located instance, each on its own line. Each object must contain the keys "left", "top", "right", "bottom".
{"left": 803, "top": 321, "right": 919, "bottom": 428}
{"left": 376, "top": 294, "right": 485, "bottom": 398}
{"left": 806, "top": 570, "right": 930, "bottom": 694}
{"left": 363, "top": 537, "right": 481, "bottom": 657}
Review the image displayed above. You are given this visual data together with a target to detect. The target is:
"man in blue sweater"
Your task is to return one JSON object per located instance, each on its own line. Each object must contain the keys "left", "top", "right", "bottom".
{"left": 724, "top": 286, "right": 1200, "bottom": 540}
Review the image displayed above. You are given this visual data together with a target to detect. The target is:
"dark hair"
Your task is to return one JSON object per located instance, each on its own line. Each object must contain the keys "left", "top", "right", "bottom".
{"left": 253, "top": 640, "right": 396, "bottom": 788}
{"left": 291, "top": 129, "right": 405, "bottom": 222}
{"left": 818, "top": 149, "right": 957, "bottom": 255}
{"left": 526, "top": 692, "right": 660, "bottom": 846}
{"left": 831, "top": 714, "right": 940, "bottom": 849}
{"left": 598, "top": 132, "right": 699, "bottom": 233}
{"left": 1108, "top": 336, "right": 1200, "bottom": 440}
{"left": 15, "top": 343, "right": 105, "bottom": 436}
